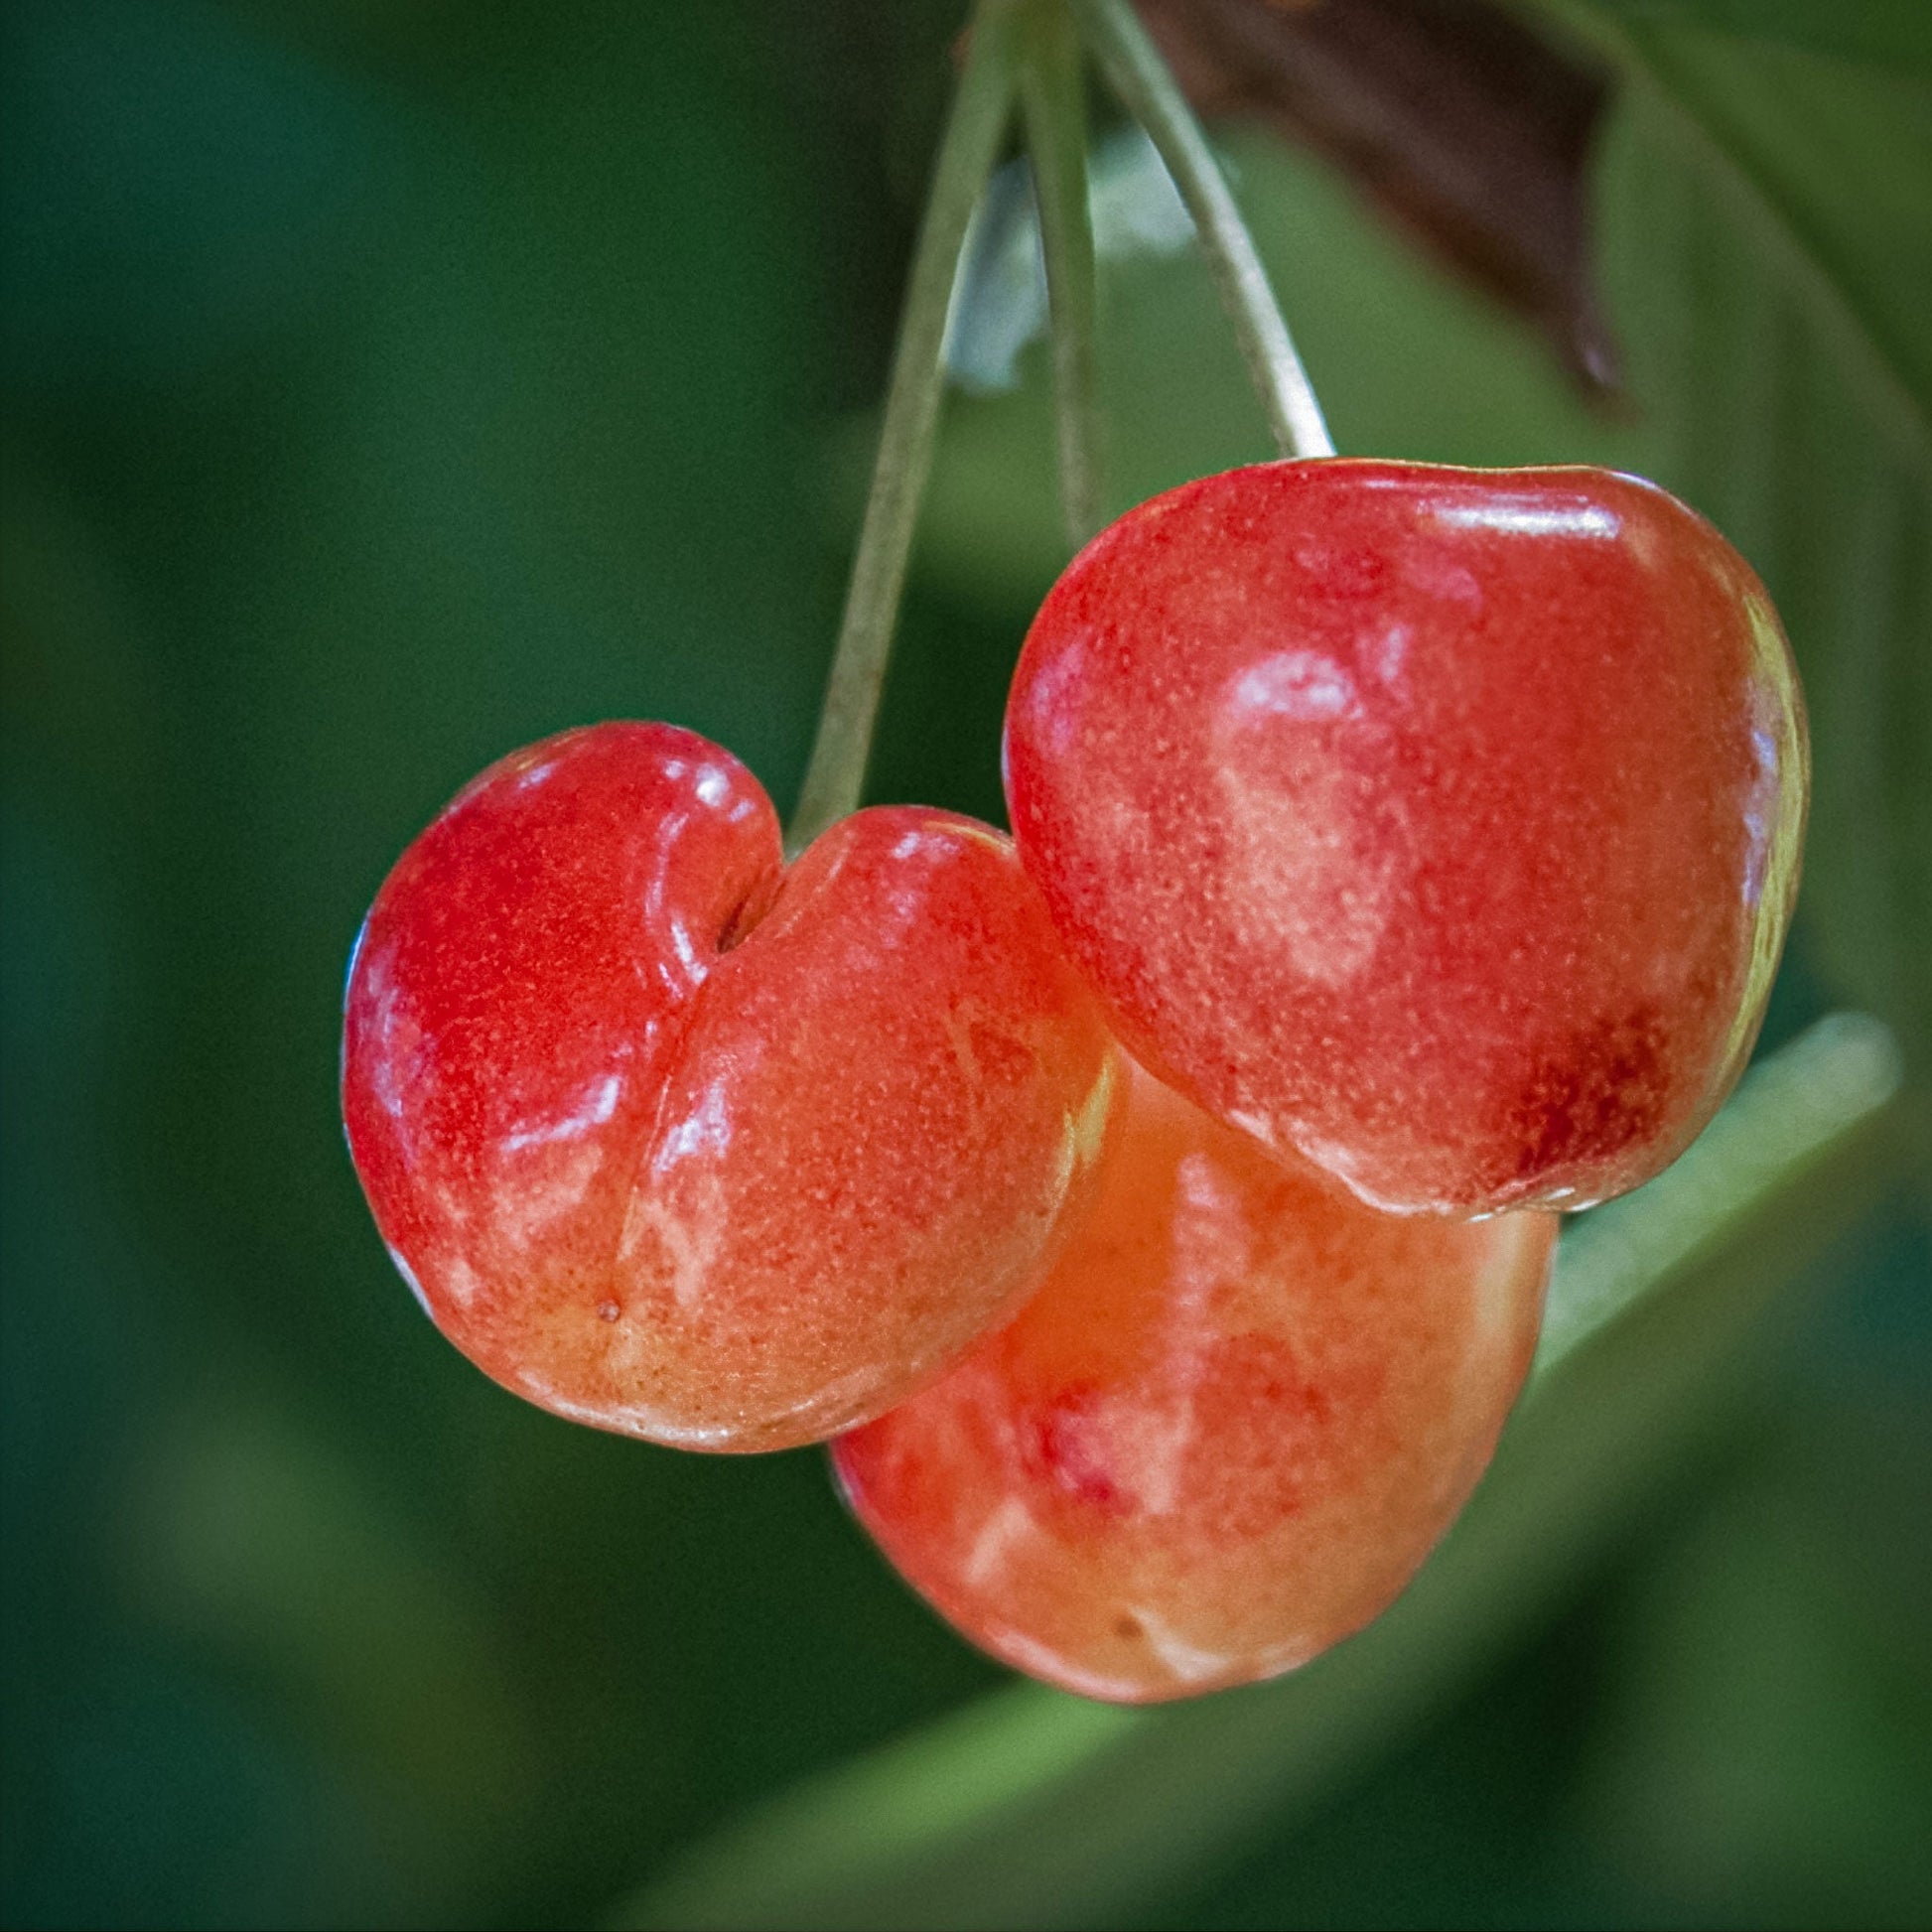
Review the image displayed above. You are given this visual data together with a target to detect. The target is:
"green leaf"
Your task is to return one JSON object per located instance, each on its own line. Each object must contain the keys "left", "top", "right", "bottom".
{"left": 616, "top": 1014, "right": 1905, "bottom": 1932}
{"left": 1569, "top": 2, "right": 1932, "bottom": 76}
{"left": 1559, "top": 4, "right": 1932, "bottom": 1148}
{"left": 1577, "top": 1471, "right": 1932, "bottom": 1923}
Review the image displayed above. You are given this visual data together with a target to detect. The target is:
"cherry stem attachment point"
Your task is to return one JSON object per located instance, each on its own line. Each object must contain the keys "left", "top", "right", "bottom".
{"left": 1073, "top": 0, "right": 1334, "bottom": 463}
{"left": 787, "top": 4, "right": 1022, "bottom": 857}
{"left": 1019, "top": 0, "right": 1104, "bottom": 548}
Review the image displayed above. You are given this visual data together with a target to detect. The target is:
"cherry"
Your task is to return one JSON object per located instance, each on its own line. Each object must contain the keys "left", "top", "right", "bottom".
{"left": 1004, "top": 460, "right": 1807, "bottom": 1216}
{"left": 342, "top": 722, "right": 1120, "bottom": 1452}
{"left": 833, "top": 1056, "right": 1554, "bottom": 1702}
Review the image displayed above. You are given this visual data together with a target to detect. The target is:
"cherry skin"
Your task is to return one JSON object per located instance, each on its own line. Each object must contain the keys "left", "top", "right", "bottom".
{"left": 833, "top": 1057, "right": 1555, "bottom": 1703}
{"left": 1004, "top": 461, "right": 1808, "bottom": 1216}
{"left": 343, "top": 722, "right": 1120, "bottom": 1452}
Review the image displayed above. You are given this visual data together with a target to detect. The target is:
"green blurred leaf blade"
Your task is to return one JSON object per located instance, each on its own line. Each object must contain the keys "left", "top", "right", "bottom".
{"left": 1553, "top": 6, "right": 1932, "bottom": 1126}
{"left": 618, "top": 1014, "right": 1905, "bottom": 1932}
{"left": 1574, "top": 1, "right": 1932, "bottom": 77}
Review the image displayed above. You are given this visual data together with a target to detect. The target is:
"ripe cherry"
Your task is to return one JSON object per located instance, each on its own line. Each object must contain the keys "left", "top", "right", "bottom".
{"left": 834, "top": 1056, "right": 1555, "bottom": 1702}
{"left": 343, "top": 722, "right": 1120, "bottom": 1451}
{"left": 1004, "top": 461, "right": 1808, "bottom": 1216}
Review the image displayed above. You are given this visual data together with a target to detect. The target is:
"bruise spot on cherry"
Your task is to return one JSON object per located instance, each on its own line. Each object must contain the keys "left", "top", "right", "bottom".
{"left": 1510, "top": 1002, "right": 1670, "bottom": 1181}
{"left": 1023, "top": 1387, "right": 1133, "bottom": 1515}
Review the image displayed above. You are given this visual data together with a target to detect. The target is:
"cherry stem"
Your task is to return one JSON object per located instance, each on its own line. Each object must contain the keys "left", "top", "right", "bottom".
{"left": 787, "top": 5, "right": 1022, "bottom": 857}
{"left": 1073, "top": 0, "right": 1335, "bottom": 462}
{"left": 1018, "top": 1, "right": 1104, "bottom": 548}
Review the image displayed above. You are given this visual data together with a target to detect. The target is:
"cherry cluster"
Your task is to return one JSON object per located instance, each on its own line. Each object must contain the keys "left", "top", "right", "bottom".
{"left": 343, "top": 456, "right": 1806, "bottom": 1703}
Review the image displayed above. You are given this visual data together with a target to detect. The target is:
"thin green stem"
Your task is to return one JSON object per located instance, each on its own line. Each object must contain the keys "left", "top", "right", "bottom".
{"left": 1018, "top": 1, "right": 1104, "bottom": 548}
{"left": 1073, "top": 0, "right": 1334, "bottom": 461}
{"left": 787, "top": 6, "right": 1022, "bottom": 856}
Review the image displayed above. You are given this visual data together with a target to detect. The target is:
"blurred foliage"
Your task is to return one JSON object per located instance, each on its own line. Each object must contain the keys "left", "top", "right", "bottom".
{"left": 1, "top": 3, "right": 1927, "bottom": 1930}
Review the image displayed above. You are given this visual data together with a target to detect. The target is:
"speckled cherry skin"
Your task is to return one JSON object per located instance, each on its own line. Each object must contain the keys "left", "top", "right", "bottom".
{"left": 1005, "top": 461, "right": 1807, "bottom": 1216}
{"left": 834, "top": 1057, "right": 1554, "bottom": 1703}
{"left": 343, "top": 723, "right": 1120, "bottom": 1452}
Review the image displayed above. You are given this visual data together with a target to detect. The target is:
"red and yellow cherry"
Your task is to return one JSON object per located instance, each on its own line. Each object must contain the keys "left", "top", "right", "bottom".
{"left": 1004, "top": 461, "right": 1807, "bottom": 1216}
{"left": 342, "top": 722, "right": 1121, "bottom": 1452}
{"left": 833, "top": 1056, "right": 1555, "bottom": 1703}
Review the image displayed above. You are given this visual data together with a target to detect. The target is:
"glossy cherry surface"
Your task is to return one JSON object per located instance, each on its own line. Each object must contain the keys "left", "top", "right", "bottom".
{"left": 1005, "top": 461, "right": 1807, "bottom": 1215}
{"left": 343, "top": 723, "right": 1120, "bottom": 1451}
{"left": 834, "top": 1058, "right": 1555, "bottom": 1702}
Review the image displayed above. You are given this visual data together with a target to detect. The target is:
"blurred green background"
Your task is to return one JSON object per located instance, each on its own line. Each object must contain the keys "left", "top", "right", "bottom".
{"left": 3, "top": 2, "right": 1927, "bottom": 1927}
